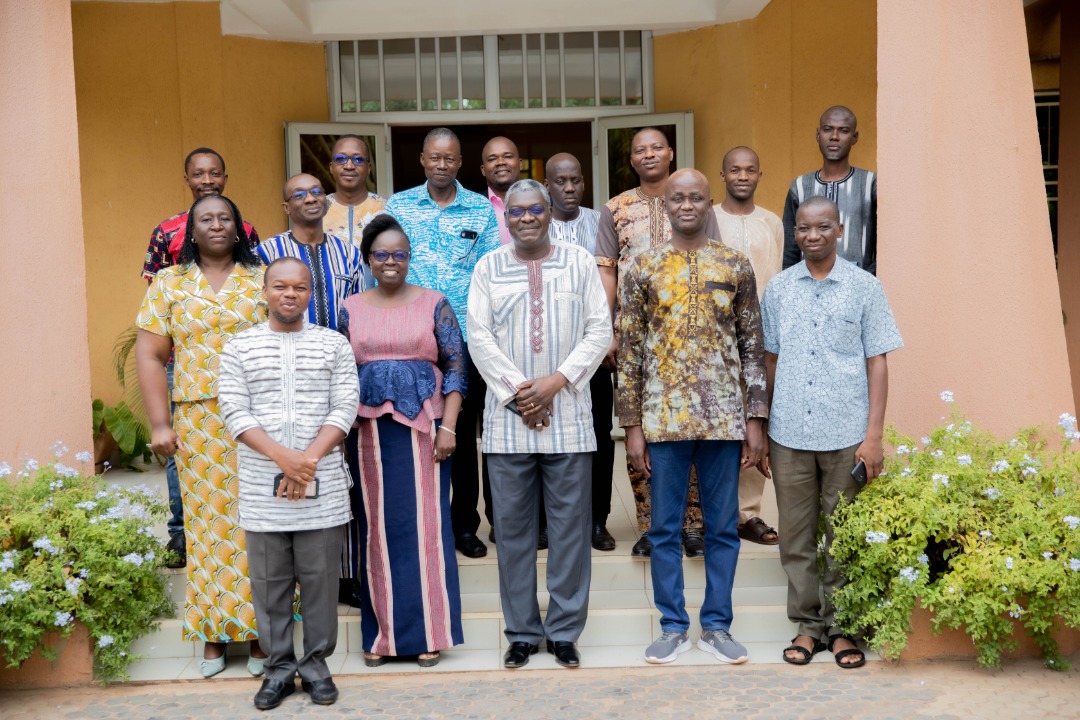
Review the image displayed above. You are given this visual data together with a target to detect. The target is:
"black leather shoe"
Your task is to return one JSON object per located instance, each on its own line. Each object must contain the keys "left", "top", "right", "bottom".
{"left": 503, "top": 641, "right": 538, "bottom": 668}
{"left": 301, "top": 677, "right": 339, "bottom": 706}
{"left": 253, "top": 678, "right": 295, "bottom": 710}
{"left": 546, "top": 640, "right": 580, "bottom": 668}
{"left": 165, "top": 533, "right": 186, "bottom": 569}
{"left": 488, "top": 527, "right": 496, "bottom": 544}
{"left": 683, "top": 529, "right": 705, "bottom": 558}
{"left": 631, "top": 532, "right": 651, "bottom": 558}
{"left": 455, "top": 533, "right": 488, "bottom": 558}
{"left": 591, "top": 524, "right": 616, "bottom": 551}
{"left": 338, "top": 578, "right": 363, "bottom": 609}
{"left": 537, "top": 527, "right": 548, "bottom": 551}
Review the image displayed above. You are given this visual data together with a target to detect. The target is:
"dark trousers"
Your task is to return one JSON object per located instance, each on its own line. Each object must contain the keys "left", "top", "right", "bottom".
{"left": 451, "top": 345, "right": 493, "bottom": 537}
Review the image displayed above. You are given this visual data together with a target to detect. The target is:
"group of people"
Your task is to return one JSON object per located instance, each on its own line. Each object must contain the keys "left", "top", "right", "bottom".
{"left": 134, "top": 102, "right": 900, "bottom": 711}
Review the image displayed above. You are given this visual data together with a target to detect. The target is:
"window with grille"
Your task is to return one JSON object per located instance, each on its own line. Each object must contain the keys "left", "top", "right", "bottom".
{"left": 1035, "top": 90, "right": 1059, "bottom": 252}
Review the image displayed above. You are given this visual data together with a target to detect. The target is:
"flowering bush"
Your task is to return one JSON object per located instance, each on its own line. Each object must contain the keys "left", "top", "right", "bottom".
{"left": 0, "top": 445, "right": 174, "bottom": 682}
{"left": 830, "top": 395, "right": 1080, "bottom": 669}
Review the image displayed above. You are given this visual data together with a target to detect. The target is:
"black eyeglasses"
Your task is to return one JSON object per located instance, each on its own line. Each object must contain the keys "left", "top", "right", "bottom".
{"left": 371, "top": 250, "right": 411, "bottom": 262}
{"left": 332, "top": 154, "right": 368, "bottom": 166}
{"left": 288, "top": 187, "right": 326, "bottom": 202}
{"left": 507, "top": 204, "right": 546, "bottom": 218}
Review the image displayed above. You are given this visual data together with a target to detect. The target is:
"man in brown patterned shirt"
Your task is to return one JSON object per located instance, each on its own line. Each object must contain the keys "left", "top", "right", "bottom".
{"left": 618, "top": 168, "right": 767, "bottom": 665}
{"left": 595, "top": 128, "right": 721, "bottom": 558}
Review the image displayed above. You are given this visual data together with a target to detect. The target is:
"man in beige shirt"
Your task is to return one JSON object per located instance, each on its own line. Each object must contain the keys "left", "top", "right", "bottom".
{"left": 712, "top": 146, "right": 783, "bottom": 546}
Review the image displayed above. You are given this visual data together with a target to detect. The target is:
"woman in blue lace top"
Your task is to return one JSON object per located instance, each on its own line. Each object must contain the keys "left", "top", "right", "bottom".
{"left": 338, "top": 215, "right": 467, "bottom": 667}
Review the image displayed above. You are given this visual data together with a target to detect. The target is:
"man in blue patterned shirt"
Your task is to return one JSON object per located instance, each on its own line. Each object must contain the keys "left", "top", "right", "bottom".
{"left": 761, "top": 196, "right": 902, "bottom": 669}
{"left": 385, "top": 127, "right": 500, "bottom": 559}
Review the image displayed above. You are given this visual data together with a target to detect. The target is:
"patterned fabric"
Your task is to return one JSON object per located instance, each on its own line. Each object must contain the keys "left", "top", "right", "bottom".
{"left": 339, "top": 289, "right": 468, "bottom": 433}
{"left": 761, "top": 257, "right": 903, "bottom": 452}
{"left": 549, "top": 207, "right": 601, "bottom": 254}
{"left": 713, "top": 205, "right": 784, "bottom": 301}
{"left": 325, "top": 193, "right": 385, "bottom": 289}
{"left": 141, "top": 210, "right": 259, "bottom": 280}
{"left": 136, "top": 262, "right": 267, "bottom": 643}
{"left": 487, "top": 188, "right": 513, "bottom": 245}
{"left": 595, "top": 188, "right": 722, "bottom": 272}
{"left": 136, "top": 263, "right": 266, "bottom": 402}
{"left": 218, "top": 322, "right": 359, "bottom": 533}
{"left": 256, "top": 232, "right": 364, "bottom": 329}
{"left": 352, "top": 416, "right": 463, "bottom": 656}
{"left": 384, "top": 180, "right": 500, "bottom": 342}
{"left": 782, "top": 168, "right": 877, "bottom": 274}
{"left": 467, "top": 242, "right": 611, "bottom": 454}
{"left": 618, "top": 240, "right": 768, "bottom": 443}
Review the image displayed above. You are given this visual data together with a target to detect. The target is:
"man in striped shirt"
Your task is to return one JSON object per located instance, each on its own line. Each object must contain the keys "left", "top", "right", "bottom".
{"left": 782, "top": 105, "right": 877, "bottom": 274}
{"left": 219, "top": 257, "right": 359, "bottom": 709}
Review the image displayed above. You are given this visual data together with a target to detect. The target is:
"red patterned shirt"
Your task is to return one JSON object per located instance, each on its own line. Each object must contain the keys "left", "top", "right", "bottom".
{"left": 141, "top": 210, "right": 259, "bottom": 281}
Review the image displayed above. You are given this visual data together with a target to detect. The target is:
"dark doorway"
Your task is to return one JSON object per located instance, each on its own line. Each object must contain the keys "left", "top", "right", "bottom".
{"left": 390, "top": 122, "right": 595, "bottom": 208}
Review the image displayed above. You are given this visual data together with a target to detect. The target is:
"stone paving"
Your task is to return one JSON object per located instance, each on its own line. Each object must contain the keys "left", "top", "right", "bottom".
{"left": 3, "top": 658, "right": 1078, "bottom": 720}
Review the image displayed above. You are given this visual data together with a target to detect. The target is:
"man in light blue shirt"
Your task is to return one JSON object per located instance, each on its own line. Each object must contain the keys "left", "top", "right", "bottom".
{"left": 385, "top": 127, "right": 500, "bottom": 559}
{"left": 761, "top": 196, "right": 902, "bottom": 669}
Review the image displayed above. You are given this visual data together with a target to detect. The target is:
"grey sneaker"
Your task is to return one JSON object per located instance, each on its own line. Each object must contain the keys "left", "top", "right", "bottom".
{"left": 698, "top": 629, "right": 748, "bottom": 664}
{"left": 644, "top": 631, "right": 691, "bottom": 664}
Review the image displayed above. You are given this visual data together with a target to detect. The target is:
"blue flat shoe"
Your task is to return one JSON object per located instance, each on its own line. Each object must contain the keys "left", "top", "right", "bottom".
{"left": 247, "top": 655, "right": 265, "bottom": 676}
{"left": 199, "top": 654, "right": 226, "bottom": 678}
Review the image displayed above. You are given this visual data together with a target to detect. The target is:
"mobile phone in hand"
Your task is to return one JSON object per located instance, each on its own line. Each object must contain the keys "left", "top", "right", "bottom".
{"left": 851, "top": 460, "right": 868, "bottom": 487}
{"left": 272, "top": 473, "right": 320, "bottom": 499}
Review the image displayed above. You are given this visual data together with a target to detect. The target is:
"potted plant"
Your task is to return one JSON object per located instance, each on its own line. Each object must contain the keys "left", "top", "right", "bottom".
{"left": 0, "top": 447, "right": 175, "bottom": 684}
{"left": 830, "top": 392, "right": 1080, "bottom": 669}
{"left": 92, "top": 326, "right": 155, "bottom": 472}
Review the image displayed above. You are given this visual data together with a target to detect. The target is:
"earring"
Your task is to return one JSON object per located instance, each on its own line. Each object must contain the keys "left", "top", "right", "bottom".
{"left": 235, "top": 235, "right": 241, "bottom": 243}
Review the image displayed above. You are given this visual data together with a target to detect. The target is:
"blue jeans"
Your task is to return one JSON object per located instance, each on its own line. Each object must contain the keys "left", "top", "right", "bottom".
{"left": 649, "top": 439, "right": 741, "bottom": 633}
{"left": 165, "top": 361, "right": 184, "bottom": 538}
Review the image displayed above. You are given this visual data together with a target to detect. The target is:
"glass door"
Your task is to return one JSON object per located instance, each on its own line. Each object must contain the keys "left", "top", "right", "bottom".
{"left": 594, "top": 112, "right": 694, "bottom": 204}
{"left": 284, "top": 122, "right": 393, "bottom": 196}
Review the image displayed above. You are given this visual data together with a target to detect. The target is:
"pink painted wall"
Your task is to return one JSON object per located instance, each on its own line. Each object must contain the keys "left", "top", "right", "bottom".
{"left": 878, "top": 0, "right": 1074, "bottom": 438}
{"left": 0, "top": 1, "right": 93, "bottom": 465}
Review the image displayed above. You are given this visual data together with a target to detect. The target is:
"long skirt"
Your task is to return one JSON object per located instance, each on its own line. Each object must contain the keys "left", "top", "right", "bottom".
{"left": 351, "top": 416, "right": 463, "bottom": 656}
{"left": 175, "top": 398, "right": 257, "bottom": 642}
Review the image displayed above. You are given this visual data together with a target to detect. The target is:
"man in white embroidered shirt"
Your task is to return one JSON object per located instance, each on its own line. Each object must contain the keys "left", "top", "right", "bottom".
{"left": 467, "top": 179, "right": 611, "bottom": 670}
{"left": 219, "top": 257, "right": 359, "bottom": 710}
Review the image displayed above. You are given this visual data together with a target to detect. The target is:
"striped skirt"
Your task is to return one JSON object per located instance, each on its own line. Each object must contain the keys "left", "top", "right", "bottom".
{"left": 351, "top": 416, "right": 463, "bottom": 655}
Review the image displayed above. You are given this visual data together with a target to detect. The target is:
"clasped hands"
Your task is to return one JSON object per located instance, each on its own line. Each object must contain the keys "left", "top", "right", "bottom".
{"left": 274, "top": 447, "right": 319, "bottom": 501}
{"left": 515, "top": 373, "right": 568, "bottom": 431}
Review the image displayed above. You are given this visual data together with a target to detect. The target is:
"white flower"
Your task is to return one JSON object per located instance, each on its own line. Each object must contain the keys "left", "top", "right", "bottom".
{"left": 1043, "top": 552, "right": 1055, "bottom": 560}
{"left": 97, "top": 635, "right": 114, "bottom": 648}
{"left": 1022, "top": 466, "right": 1039, "bottom": 477}
{"left": 49, "top": 480, "right": 63, "bottom": 490}
{"left": 921, "top": 436, "right": 932, "bottom": 446}
{"left": 1008, "top": 606, "right": 1026, "bottom": 619}
{"left": 1070, "top": 558, "right": 1080, "bottom": 572}
{"left": 121, "top": 553, "right": 144, "bottom": 566}
{"left": 901, "top": 467, "right": 913, "bottom": 477}
{"left": 957, "top": 455, "right": 972, "bottom": 466}
{"left": 940, "top": 390, "right": 954, "bottom": 403}
{"left": 1055, "top": 487, "right": 1066, "bottom": 497}
{"left": 54, "top": 611, "right": 74, "bottom": 627}
{"left": 9, "top": 580, "right": 32, "bottom": 593}
{"left": 32, "top": 537, "right": 60, "bottom": 555}
{"left": 0, "top": 591, "right": 12, "bottom": 605}
{"left": 895, "top": 445, "right": 910, "bottom": 455}
{"left": 979, "top": 530, "right": 993, "bottom": 538}
{"left": 64, "top": 577, "right": 83, "bottom": 596}
{"left": 0, "top": 462, "right": 10, "bottom": 478}
{"left": 1005, "top": 557, "right": 1014, "bottom": 570}
{"left": 991, "top": 460, "right": 1010, "bottom": 473}
{"left": 54, "top": 464, "right": 78, "bottom": 479}
{"left": 983, "top": 488, "right": 1002, "bottom": 500}
{"left": 1059, "top": 413, "right": 1077, "bottom": 432}
{"left": 78, "top": 569, "right": 90, "bottom": 579}
{"left": 917, "top": 553, "right": 929, "bottom": 565}
{"left": 899, "top": 566, "right": 919, "bottom": 583}
{"left": 932, "top": 473, "right": 950, "bottom": 490}
{"left": 74, "top": 501, "right": 97, "bottom": 511}
{"left": 946, "top": 423, "right": 954, "bottom": 432}
{"left": 1009, "top": 438, "right": 1020, "bottom": 447}
{"left": 0, "top": 550, "right": 16, "bottom": 572}
{"left": 1064, "top": 516, "right": 1080, "bottom": 531}
{"left": 143, "top": 551, "right": 155, "bottom": 563}
{"left": 947, "top": 586, "right": 957, "bottom": 594}
{"left": 931, "top": 450, "right": 944, "bottom": 459}
{"left": 25, "top": 458, "right": 39, "bottom": 472}
{"left": 865, "top": 531, "right": 889, "bottom": 544}
{"left": 75, "top": 451, "right": 93, "bottom": 463}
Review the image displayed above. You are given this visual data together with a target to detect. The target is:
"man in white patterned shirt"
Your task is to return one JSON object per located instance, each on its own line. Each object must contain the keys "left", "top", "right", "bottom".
{"left": 545, "top": 152, "right": 616, "bottom": 551}
{"left": 219, "top": 257, "right": 359, "bottom": 709}
{"left": 467, "top": 179, "right": 611, "bottom": 670}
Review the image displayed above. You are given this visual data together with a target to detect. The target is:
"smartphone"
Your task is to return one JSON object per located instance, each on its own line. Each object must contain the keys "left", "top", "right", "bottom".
{"left": 851, "top": 460, "right": 868, "bottom": 488}
{"left": 272, "top": 473, "right": 319, "bottom": 499}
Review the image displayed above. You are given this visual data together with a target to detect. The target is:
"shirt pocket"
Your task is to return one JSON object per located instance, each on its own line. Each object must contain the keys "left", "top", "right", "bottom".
{"left": 333, "top": 273, "right": 357, "bottom": 298}
{"left": 828, "top": 313, "right": 863, "bottom": 356}
{"left": 703, "top": 280, "right": 737, "bottom": 315}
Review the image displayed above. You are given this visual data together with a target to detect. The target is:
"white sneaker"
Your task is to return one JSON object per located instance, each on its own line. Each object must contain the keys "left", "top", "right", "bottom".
{"left": 644, "top": 631, "right": 692, "bottom": 664}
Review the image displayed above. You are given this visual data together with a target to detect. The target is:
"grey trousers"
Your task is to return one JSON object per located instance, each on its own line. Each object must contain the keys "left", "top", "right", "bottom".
{"left": 487, "top": 453, "right": 592, "bottom": 644}
{"left": 246, "top": 524, "right": 343, "bottom": 682}
{"left": 769, "top": 440, "right": 861, "bottom": 639}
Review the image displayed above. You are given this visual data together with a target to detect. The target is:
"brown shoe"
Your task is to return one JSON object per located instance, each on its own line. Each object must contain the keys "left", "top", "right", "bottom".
{"left": 738, "top": 517, "right": 779, "bottom": 545}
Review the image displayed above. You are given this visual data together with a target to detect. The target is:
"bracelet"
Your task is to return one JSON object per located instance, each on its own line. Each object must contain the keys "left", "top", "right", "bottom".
{"left": 439, "top": 426, "right": 456, "bottom": 436}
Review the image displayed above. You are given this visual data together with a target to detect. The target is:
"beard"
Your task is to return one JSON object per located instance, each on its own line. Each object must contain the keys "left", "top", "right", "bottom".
{"left": 271, "top": 309, "right": 305, "bottom": 325}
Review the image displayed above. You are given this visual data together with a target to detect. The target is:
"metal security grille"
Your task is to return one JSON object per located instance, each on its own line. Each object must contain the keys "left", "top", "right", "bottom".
{"left": 1035, "top": 90, "right": 1059, "bottom": 251}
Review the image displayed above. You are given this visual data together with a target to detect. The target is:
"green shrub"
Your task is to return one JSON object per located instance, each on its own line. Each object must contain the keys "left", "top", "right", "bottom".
{"left": 0, "top": 446, "right": 175, "bottom": 683}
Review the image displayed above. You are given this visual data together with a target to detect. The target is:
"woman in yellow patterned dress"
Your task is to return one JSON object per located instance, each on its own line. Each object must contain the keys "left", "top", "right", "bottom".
{"left": 136, "top": 194, "right": 267, "bottom": 678}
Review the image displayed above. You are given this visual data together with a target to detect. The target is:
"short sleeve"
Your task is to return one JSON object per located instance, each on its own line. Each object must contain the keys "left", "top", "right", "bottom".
{"left": 337, "top": 304, "right": 351, "bottom": 341}
{"left": 761, "top": 281, "right": 779, "bottom": 355}
{"left": 594, "top": 204, "right": 620, "bottom": 267}
{"left": 137, "top": 273, "right": 172, "bottom": 337}
{"left": 861, "top": 279, "right": 903, "bottom": 358}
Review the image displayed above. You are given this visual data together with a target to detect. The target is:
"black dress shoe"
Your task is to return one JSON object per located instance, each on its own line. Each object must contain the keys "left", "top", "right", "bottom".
{"left": 591, "top": 524, "right": 616, "bottom": 551}
{"left": 503, "top": 641, "right": 539, "bottom": 668}
{"left": 537, "top": 527, "right": 548, "bottom": 550}
{"left": 631, "top": 531, "right": 651, "bottom": 558}
{"left": 301, "top": 677, "right": 339, "bottom": 705}
{"left": 455, "top": 533, "right": 488, "bottom": 558}
{"left": 546, "top": 640, "right": 580, "bottom": 668}
{"left": 253, "top": 678, "right": 295, "bottom": 710}
{"left": 488, "top": 527, "right": 496, "bottom": 544}
{"left": 338, "top": 578, "right": 363, "bottom": 609}
{"left": 683, "top": 529, "right": 705, "bottom": 558}
{"left": 165, "top": 533, "right": 186, "bottom": 569}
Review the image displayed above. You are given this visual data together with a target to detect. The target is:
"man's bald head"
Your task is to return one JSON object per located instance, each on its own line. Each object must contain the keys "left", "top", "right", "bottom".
{"left": 797, "top": 195, "right": 841, "bottom": 223}
{"left": 722, "top": 146, "right": 759, "bottom": 170}
{"left": 481, "top": 136, "right": 521, "bottom": 193}
{"left": 664, "top": 169, "right": 712, "bottom": 241}
{"left": 545, "top": 152, "right": 580, "bottom": 177}
{"left": 820, "top": 105, "right": 857, "bottom": 129}
{"left": 665, "top": 168, "right": 711, "bottom": 199}
{"left": 264, "top": 256, "right": 312, "bottom": 285}
{"left": 283, "top": 173, "right": 322, "bottom": 200}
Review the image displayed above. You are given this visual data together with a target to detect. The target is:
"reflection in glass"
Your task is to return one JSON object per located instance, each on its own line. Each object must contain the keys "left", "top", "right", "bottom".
{"left": 563, "top": 33, "right": 595, "bottom": 107}
{"left": 339, "top": 42, "right": 358, "bottom": 113}
{"left": 545, "top": 33, "right": 561, "bottom": 108}
{"left": 383, "top": 38, "right": 417, "bottom": 111}
{"left": 419, "top": 38, "right": 437, "bottom": 111}
{"left": 460, "top": 35, "right": 486, "bottom": 109}
{"left": 598, "top": 32, "right": 621, "bottom": 107}
{"left": 624, "top": 32, "right": 643, "bottom": 105}
{"left": 499, "top": 34, "right": 524, "bottom": 109}
{"left": 440, "top": 37, "right": 460, "bottom": 110}
{"left": 358, "top": 40, "right": 381, "bottom": 112}
{"left": 526, "top": 34, "right": 543, "bottom": 108}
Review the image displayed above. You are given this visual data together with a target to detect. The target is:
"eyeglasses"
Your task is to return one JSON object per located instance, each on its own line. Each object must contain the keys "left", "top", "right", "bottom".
{"left": 287, "top": 187, "right": 326, "bottom": 202}
{"left": 424, "top": 154, "right": 460, "bottom": 165}
{"left": 332, "top": 154, "right": 368, "bottom": 166}
{"left": 507, "top": 204, "right": 547, "bottom": 218}
{"left": 371, "top": 250, "right": 411, "bottom": 262}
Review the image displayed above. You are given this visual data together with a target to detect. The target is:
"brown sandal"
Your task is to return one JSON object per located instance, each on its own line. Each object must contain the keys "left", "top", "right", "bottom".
{"left": 738, "top": 517, "right": 779, "bottom": 545}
